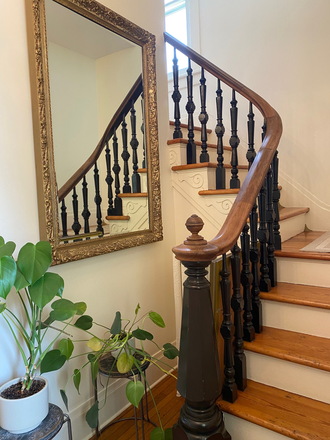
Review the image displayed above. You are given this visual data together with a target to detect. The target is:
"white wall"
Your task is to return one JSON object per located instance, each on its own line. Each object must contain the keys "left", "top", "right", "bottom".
{"left": 48, "top": 42, "right": 100, "bottom": 189}
{"left": 196, "top": 0, "right": 330, "bottom": 230}
{"left": 0, "top": 1, "right": 175, "bottom": 439}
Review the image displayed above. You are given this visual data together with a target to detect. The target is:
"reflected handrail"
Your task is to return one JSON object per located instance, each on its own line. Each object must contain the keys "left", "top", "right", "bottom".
{"left": 58, "top": 74, "right": 143, "bottom": 202}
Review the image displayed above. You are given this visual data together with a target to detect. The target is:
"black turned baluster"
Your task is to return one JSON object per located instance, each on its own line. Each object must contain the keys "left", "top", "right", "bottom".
{"left": 247, "top": 102, "right": 256, "bottom": 168}
{"left": 266, "top": 165, "right": 277, "bottom": 287}
{"left": 112, "top": 132, "right": 123, "bottom": 216}
{"left": 130, "top": 101, "right": 141, "bottom": 193}
{"left": 229, "top": 90, "right": 240, "bottom": 189}
{"left": 81, "top": 176, "right": 90, "bottom": 235}
{"left": 72, "top": 187, "right": 81, "bottom": 238}
{"left": 186, "top": 59, "right": 196, "bottom": 164}
{"left": 240, "top": 225, "right": 255, "bottom": 342}
{"left": 105, "top": 141, "right": 114, "bottom": 216}
{"left": 215, "top": 79, "right": 225, "bottom": 189}
{"left": 140, "top": 93, "right": 147, "bottom": 169}
{"left": 61, "top": 199, "right": 68, "bottom": 238}
{"left": 173, "top": 216, "right": 231, "bottom": 440}
{"left": 121, "top": 115, "right": 131, "bottom": 194}
{"left": 199, "top": 68, "right": 209, "bottom": 163}
{"left": 231, "top": 244, "right": 247, "bottom": 391}
{"left": 93, "top": 162, "right": 104, "bottom": 235}
{"left": 272, "top": 151, "right": 282, "bottom": 250}
{"left": 258, "top": 122, "right": 271, "bottom": 292}
{"left": 250, "top": 201, "right": 262, "bottom": 333}
{"left": 172, "top": 48, "right": 183, "bottom": 139}
{"left": 220, "top": 254, "right": 237, "bottom": 402}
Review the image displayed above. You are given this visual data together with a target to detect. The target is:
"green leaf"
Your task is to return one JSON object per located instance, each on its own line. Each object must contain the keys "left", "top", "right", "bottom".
{"left": 14, "top": 267, "right": 29, "bottom": 291}
{"left": 86, "top": 401, "right": 99, "bottom": 429}
{"left": 50, "top": 299, "right": 77, "bottom": 321}
{"left": 17, "top": 241, "right": 52, "bottom": 285}
{"left": 0, "top": 241, "right": 15, "bottom": 259}
{"left": 117, "top": 352, "right": 134, "bottom": 373}
{"left": 60, "top": 389, "right": 69, "bottom": 411}
{"left": 90, "top": 359, "right": 99, "bottom": 383}
{"left": 110, "top": 311, "right": 121, "bottom": 335}
{"left": 29, "top": 273, "right": 64, "bottom": 309}
{"left": 74, "top": 315, "right": 93, "bottom": 330}
{"left": 132, "top": 328, "right": 153, "bottom": 341}
{"left": 73, "top": 369, "right": 81, "bottom": 394}
{"left": 0, "top": 302, "right": 6, "bottom": 313}
{"left": 38, "top": 315, "right": 54, "bottom": 330}
{"left": 0, "top": 237, "right": 4, "bottom": 247}
{"left": 0, "top": 256, "right": 17, "bottom": 300}
{"left": 150, "top": 428, "right": 173, "bottom": 440}
{"left": 40, "top": 349, "right": 66, "bottom": 374}
{"left": 149, "top": 311, "right": 165, "bottom": 328}
{"left": 126, "top": 380, "right": 144, "bottom": 408}
{"left": 75, "top": 301, "right": 87, "bottom": 315}
{"left": 87, "top": 353, "right": 96, "bottom": 362}
{"left": 87, "top": 336, "right": 103, "bottom": 352}
{"left": 163, "top": 343, "right": 179, "bottom": 360}
{"left": 59, "top": 338, "right": 74, "bottom": 360}
{"left": 135, "top": 303, "right": 140, "bottom": 315}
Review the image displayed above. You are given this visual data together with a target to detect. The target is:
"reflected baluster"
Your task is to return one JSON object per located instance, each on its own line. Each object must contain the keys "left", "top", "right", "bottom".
{"left": 140, "top": 92, "right": 147, "bottom": 169}
{"left": 112, "top": 132, "right": 123, "bottom": 216}
{"left": 105, "top": 140, "right": 114, "bottom": 216}
{"left": 130, "top": 100, "right": 141, "bottom": 193}
{"left": 72, "top": 187, "right": 81, "bottom": 237}
{"left": 61, "top": 199, "right": 68, "bottom": 238}
{"left": 81, "top": 175, "right": 90, "bottom": 235}
{"left": 215, "top": 79, "right": 225, "bottom": 189}
{"left": 121, "top": 115, "right": 131, "bottom": 193}
{"left": 186, "top": 59, "right": 196, "bottom": 164}
{"left": 199, "top": 67, "right": 209, "bottom": 162}
{"left": 94, "top": 162, "right": 104, "bottom": 235}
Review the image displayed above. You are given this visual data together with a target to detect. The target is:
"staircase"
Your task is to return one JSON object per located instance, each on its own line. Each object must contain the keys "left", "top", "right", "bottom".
{"left": 165, "top": 33, "right": 330, "bottom": 440}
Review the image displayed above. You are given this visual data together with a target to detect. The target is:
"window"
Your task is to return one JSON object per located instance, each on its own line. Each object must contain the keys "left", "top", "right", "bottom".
{"left": 165, "top": 0, "right": 188, "bottom": 73}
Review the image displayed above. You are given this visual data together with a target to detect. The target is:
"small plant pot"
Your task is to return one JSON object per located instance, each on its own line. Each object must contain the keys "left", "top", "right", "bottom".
{"left": 0, "top": 377, "right": 49, "bottom": 434}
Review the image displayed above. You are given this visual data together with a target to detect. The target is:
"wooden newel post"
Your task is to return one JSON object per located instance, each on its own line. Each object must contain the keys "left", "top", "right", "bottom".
{"left": 173, "top": 215, "right": 231, "bottom": 440}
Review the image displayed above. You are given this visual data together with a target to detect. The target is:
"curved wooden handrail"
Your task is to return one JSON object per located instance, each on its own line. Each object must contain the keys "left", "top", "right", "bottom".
{"left": 164, "top": 33, "right": 283, "bottom": 261}
{"left": 58, "top": 74, "right": 143, "bottom": 203}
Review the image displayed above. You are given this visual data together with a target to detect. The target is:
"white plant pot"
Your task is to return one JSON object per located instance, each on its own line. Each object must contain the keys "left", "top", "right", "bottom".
{"left": 0, "top": 376, "right": 49, "bottom": 434}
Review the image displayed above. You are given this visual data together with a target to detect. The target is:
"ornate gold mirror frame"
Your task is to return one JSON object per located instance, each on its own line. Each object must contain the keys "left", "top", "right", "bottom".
{"left": 26, "top": 0, "right": 162, "bottom": 265}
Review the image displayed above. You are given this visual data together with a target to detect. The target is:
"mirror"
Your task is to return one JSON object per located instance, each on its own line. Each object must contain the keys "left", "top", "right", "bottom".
{"left": 26, "top": 0, "right": 162, "bottom": 264}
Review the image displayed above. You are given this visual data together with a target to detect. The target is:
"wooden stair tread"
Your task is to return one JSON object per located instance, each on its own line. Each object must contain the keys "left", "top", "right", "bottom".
{"left": 275, "top": 231, "right": 330, "bottom": 261}
{"left": 118, "top": 192, "right": 148, "bottom": 198}
{"left": 278, "top": 206, "right": 309, "bottom": 221}
{"left": 169, "top": 120, "right": 212, "bottom": 133}
{"left": 167, "top": 138, "right": 231, "bottom": 151}
{"left": 105, "top": 215, "right": 130, "bottom": 220}
{"left": 218, "top": 380, "right": 330, "bottom": 440}
{"left": 260, "top": 282, "right": 330, "bottom": 310}
{"left": 244, "top": 326, "right": 330, "bottom": 372}
{"left": 172, "top": 162, "right": 248, "bottom": 171}
{"left": 199, "top": 188, "right": 240, "bottom": 195}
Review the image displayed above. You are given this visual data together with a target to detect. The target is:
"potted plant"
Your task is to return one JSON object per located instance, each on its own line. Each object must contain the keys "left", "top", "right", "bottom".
{"left": 0, "top": 237, "right": 88, "bottom": 434}
{"left": 60, "top": 305, "right": 179, "bottom": 440}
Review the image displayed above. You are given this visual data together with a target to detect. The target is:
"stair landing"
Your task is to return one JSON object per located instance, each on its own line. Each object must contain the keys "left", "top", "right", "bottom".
{"left": 218, "top": 380, "right": 330, "bottom": 440}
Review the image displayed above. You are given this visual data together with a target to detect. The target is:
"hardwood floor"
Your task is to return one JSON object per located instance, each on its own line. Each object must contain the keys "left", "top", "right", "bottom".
{"left": 90, "top": 374, "right": 183, "bottom": 440}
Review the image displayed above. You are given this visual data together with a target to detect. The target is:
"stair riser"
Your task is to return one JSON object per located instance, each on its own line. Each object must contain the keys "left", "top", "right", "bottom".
{"left": 223, "top": 413, "right": 289, "bottom": 440}
{"left": 169, "top": 141, "right": 231, "bottom": 166}
{"left": 261, "top": 299, "right": 330, "bottom": 339}
{"left": 279, "top": 214, "right": 306, "bottom": 242}
{"left": 277, "top": 257, "right": 330, "bottom": 287}
{"left": 246, "top": 351, "right": 330, "bottom": 405}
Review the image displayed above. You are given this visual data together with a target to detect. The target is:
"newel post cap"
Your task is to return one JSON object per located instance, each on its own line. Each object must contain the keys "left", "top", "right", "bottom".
{"left": 172, "top": 214, "right": 219, "bottom": 262}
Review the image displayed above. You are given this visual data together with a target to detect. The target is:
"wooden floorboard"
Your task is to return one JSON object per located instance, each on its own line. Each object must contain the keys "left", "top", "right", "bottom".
{"left": 244, "top": 326, "right": 330, "bottom": 372}
{"left": 90, "top": 374, "right": 183, "bottom": 440}
{"left": 218, "top": 380, "right": 330, "bottom": 440}
{"left": 260, "top": 282, "right": 330, "bottom": 309}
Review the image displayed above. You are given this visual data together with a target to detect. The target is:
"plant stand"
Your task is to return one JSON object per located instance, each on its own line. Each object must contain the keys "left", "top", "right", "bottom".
{"left": 0, "top": 404, "right": 72, "bottom": 440}
{"left": 94, "top": 352, "right": 156, "bottom": 440}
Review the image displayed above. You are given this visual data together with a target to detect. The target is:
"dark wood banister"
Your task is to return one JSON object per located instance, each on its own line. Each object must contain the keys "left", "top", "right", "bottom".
{"left": 58, "top": 74, "right": 143, "bottom": 203}
{"left": 164, "top": 32, "right": 283, "bottom": 261}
